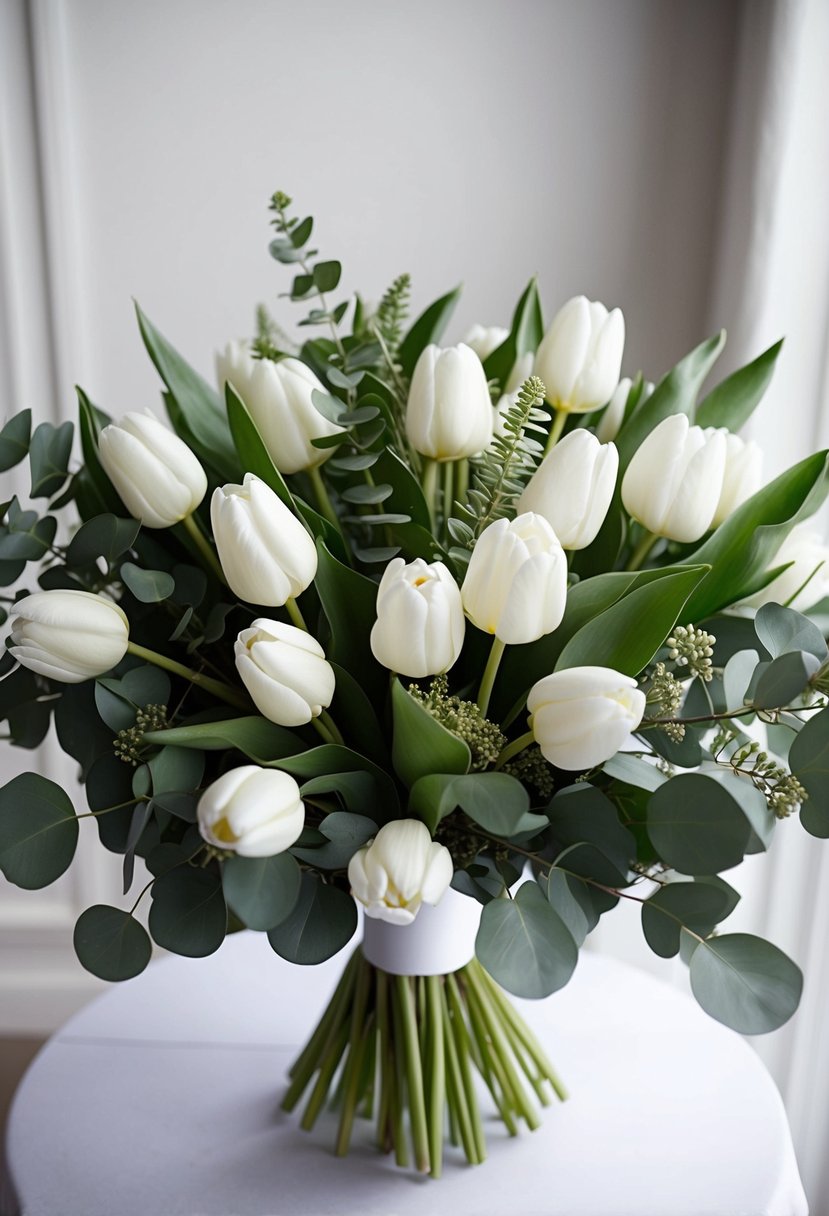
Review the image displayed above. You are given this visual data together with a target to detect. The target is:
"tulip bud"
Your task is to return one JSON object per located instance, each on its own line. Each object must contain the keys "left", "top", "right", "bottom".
{"left": 348, "top": 819, "right": 453, "bottom": 925}
{"left": 517, "top": 429, "right": 618, "bottom": 550}
{"left": 534, "top": 296, "right": 625, "bottom": 414}
{"left": 736, "top": 524, "right": 829, "bottom": 613}
{"left": 405, "top": 344, "right": 493, "bottom": 461}
{"left": 621, "top": 414, "right": 727, "bottom": 544}
{"left": 461, "top": 513, "right": 567, "bottom": 644}
{"left": 710, "top": 431, "right": 763, "bottom": 526}
{"left": 216, "top": 343, "right": 344, "bottom": 474}
{"left": 461, "top": 324, "right": 509, "bottom": 362}
{"left": 370, "top": 557, "right": 465, "bottom": 678}
{"left": 211, "top": 473, "right": 317, "bottom": 606}
{"left": 235, "top": 618, "right": 335, "bottom": 727}
{"left": 9, "top": 590, "right": 129, "bottom": 683}
{"left": 596, "top": 378, "right": 654, "bottom": 444}
{"left": 197, "top": 765, "right": 304, "bottom": 857}
{"left": 98, "top": 410, "right": 207, "bottom": 528}
{"left": 528, "top": 665, "right": 646, "bottom": 772}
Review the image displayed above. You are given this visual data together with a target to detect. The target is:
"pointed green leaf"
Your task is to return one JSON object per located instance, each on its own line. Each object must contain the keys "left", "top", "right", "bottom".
{"left": 397, "top": 286, "right": 462, "bottom": 379}
{"left": 482, "top": 277, "right": 544, "bottom": 386}
{"left": 695, "top": 340, "right": 783, "bottom": 432}
{"left": 391, "top": 679, "right": 470, "bottom": 788}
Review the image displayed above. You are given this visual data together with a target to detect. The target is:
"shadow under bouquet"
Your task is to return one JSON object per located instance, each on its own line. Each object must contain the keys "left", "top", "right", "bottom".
{"left": 1, "top": 190, "right": 828, "bottom": 1177}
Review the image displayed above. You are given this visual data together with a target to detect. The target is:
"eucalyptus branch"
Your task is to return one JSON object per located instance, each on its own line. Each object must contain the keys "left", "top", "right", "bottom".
{"left": 453, "top": 376, "right": 547, "bottom": 545}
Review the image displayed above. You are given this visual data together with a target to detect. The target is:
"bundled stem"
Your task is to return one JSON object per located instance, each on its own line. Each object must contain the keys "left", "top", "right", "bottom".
{"left": 281, "top": 947, "right": 565, "bottom": 1177}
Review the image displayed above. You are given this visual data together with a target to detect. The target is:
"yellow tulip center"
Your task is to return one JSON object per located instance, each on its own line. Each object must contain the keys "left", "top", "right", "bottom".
{"left": 212, "top": 816, "right": 239, "bottom": 844}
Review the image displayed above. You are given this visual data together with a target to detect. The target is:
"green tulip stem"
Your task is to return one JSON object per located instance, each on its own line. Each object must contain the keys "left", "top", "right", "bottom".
{"left": 442, "top": 459, "right": 454, "bottom": 525}
{"left": 544, "top": 406, "right": 568, "bottom": 455}
{"left": 312, "top": 709, "right": 344, "bottom": 747}
{"left": 125, "top": 641, "right": 250, "bottom": 710}
{"left": 455, "top": 458, "right": 469, "bottom": 507}
{"left": 421, "top": 457, "right": 438, "bottom": 528}
{"left": 627, "top": 529, "right": 659, "bottom": 571}
{"left": 495, "top": 729, "right": 535, "bottom": 770}
{"left": 477, "top": 636, "right": 507, "bottom": 716}
{"left": 306, "top": 465, "right": 339, "bottom": 529}
{"left": 284, "top": 596, "right": 309, "bottom": 632}
{"left": 394, "top": 975, "right": 431, "bottom": 1173}
{"left": 181, "top": 512, "right": 226, "bottom": 584}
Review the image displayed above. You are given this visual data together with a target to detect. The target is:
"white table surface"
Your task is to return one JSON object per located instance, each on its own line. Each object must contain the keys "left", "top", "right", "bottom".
{"left": 5, "top": 931, "right": 808, "bottom": 1216}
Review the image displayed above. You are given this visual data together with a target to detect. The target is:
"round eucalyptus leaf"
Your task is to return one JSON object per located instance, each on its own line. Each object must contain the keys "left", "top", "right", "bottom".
{"left": 0, "top": 772, "right": 78, "bottom": 889}
{"left": 267, "top": 873, "right": 357, "bottom": 964}
{"left": 689, "top": 933, "right": 803, "bottom": 1034}
{"left": 74, "top": 905, "right": 152, "bottom": 981}
{"left": 291, "top": 812, "right": 376, "bottom": 870}
{"left": 121, "top": 562, "right": 176, "bottom": 603}
{"left": 751, "top": 651, "right": 820, "bottom": 710}
{"left": 222, "top": 853, "right": 301, "bottom": 930}
{"left": 800, "top": 798, "right": 829, "bottom": 838}
{"left": 754, "top": 602, "right": 828, "bottom": 661}
{"left": 476, "top": 882, "right": 578, "bottom": 999}
{"left": 148, "top": 745, "right": 205, "bottom": 796}
{"left": 647, "top": 773, "right": 751, "bottom": 874}
{"left": 65, "top": 513, "right": 139, "bottom": 566}
{"left": 789, "top": 706, "right": 829, "bottom": 803}
{"left": 641, "top": 880, "right": 739, "bottom": 959}
{"left": 149, "top": 866, "right": 227, "bottom": 957}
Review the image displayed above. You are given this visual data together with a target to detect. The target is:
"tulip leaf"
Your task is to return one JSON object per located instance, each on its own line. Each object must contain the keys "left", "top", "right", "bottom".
{"left": 222, "top": 853, "right": 302, "bottom": 930}
{"left": 135, "top": 302, "right": 237, "bottom": 478}
{"left": 76, "top": 388, "right": 126, "bottom": 517}
{"left": 73, "top": 905, "right": 153, "bottom": 981}
{"left": 120, "top": 562, "right": 175, "bottom": 603}
{"left": 689, "top": 933, "right": 802, "bottom": 1034}
{"left": 647, "top": 773, "right": 754, "bottom": 874}
{"left": 224, "top": 383, "right": 294, "bottom": 509}
{"left": 680, "top": 451, "right": 829, "bottom": 620}
{"left": 754, "top": 601, "right": 828, "bottom": 661}
{"left": 65, "top": 513, "right": 140, "bottom": 567}
{"left": 327, "top": 662, "right": 388, "bottom": 766}
{"left": 0, "top": 772, "right": 79, "bottom": 889}
{"left": 614, "top": 330, "right": 726, "bottom": 471}
{"left": 291, "top": 811, "right": 377, "bottom": 869}
{"left": 409, "top": 771, "right": 547, "bottom": 837}
{"left": 641, "top": 880, "right": 740, "bottom": 959}
{"left": 695, "top": 339, "right": 783, "bottom": 433}
{"left": 29, "top": 420, "right": 74, "bottom": 498}
{"left": 269, "top": 745, "right": 400, "bottom": 822}
{"left": 493, "top": 566, "right": 680, "bottom": 721}
{"left": 476, "top": 882, "right": 578, "bottom": 999}
{"left": 397, "top": 285, "right": 462, "bottom": 379}
{"left": 391, "top": 679, "right": 470, "bottom": 788}
{"left": 0, "top": 409, "right": 31, "bottom": 472}
{"left": 555, "top": 564, "right": 709, "bottom": 676}
{"left": 314, "top": 541, "right": 386, "bottom": 700}
{"left": 483, "top": 277, "right": 544, "bottom": 387}
{"left": 267, "top": 872, "right": 357, "bottom": 964}
{"left": 143, "top": 717, "right": 303, "bottom": 763}
{"left": 149, "top": 866, "right": 227, "bottom": 957}
{"left": 372, "top": 448, "right": 432, "bottom": 530}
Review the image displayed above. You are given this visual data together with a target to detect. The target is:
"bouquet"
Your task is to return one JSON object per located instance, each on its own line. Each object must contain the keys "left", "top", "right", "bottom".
{"left": 1, "top": 189, "right": 827, "bottom": 1178}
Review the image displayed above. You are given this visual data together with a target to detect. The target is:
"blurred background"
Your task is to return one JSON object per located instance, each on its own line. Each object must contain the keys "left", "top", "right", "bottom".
{"left": 1, "top": 0, "right": 828, "bottom": 1205}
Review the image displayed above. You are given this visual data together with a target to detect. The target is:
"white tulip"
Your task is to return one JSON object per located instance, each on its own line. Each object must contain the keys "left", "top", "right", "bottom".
{"left": 348, "top": 819, "right": 453, "bottom": 925}
{"left": 736, "top": 525, "right": 829, "bottom": 613}
{"left": 9, "top": 590, "right": 129, "bottom": 684}
{"left": 235, "top": 619, "right": 335, "bottom": 727}
{"left": 461, "top": 513, "right": 567, "bottom": 644}
{"left": 621, "top": 414, "right": 727, "bottom": 544}
{"left": 710, "top": 431, "right": 763, "bottom": 526}
{"left": 517, "top": 429, "right": 618, "bottom": 550}
{"left": 461, "top": 324, "right": 509, "bottom": 362}
{"left": 534, "top": 296, "right": 625, "bottom": 414}
{"left": 405, "top": 344, "right": 493, "bottom": 461}
{"left": 370, "top": 557, "right": 465, "bottom": 678}
{"left": 597, "top": 378, "right": 654, "bottom": 444}
{"left": 528, "top": 665, "right": 647, "bottom": 772}
{"left": 216, "top": 343, "right": 344, "bottom": 474}
{"left": 98, "top": 410, "right": 207, "bottom": 529}
{"left": 197, "top": 765, "right": 304, "bottom": 857}
{"left": 210, "top": 473, "right": 317, "bottom": 606}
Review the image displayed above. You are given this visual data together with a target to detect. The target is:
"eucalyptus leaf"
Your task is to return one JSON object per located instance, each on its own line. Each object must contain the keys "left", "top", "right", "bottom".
{"left": 476, "top": 882, "right": 578, "bottom": 999}
{"left": 647, "top": 773, "right": 752, "bottom": 874}
{"left": 73, "top": 905, "right": 152, "bottom": 981}
{"left": 754, "top": 601, "right": 829, "bottom": 661}
{"left": 121, "top": 563, "right": 175, "bottom": 603}
{"left": 149, "top": 866, "right": 227, "bottom": 957}
{"left": 0, "top": 772, "right": 78, "bottom": 889}
{"left": 0, "top": 410, "right": 32, "bottom": 472}
{"left": 29, "top": 420, "right": 74, "bottom": 498}
{"left": 751, "top": 650, "right": 820, "bottom": 709}
{"left": 641, "top": 881, "right": 739, "bottom": 959}
{"left": 291, "top": 812, "right": 377, "bottom": 869}
{"left": 267, "top": 872, "right": 357, "bottom": 964}
{"left": 66, "top": 514, "right": 139, "bottom": 567}
{"left": 722, "top": 649, "right": 759, "bottom": 711}
{"left": 148, "top": 745, "right": 205, "bottom": 795}
{"left": 222, "top": 853, "right": 302, "bottom": 930}
{"left": 689, "top": 933, "right": 802, "bottom": 1034}
{"left": 789, "top": 706, "right": 829, "bottom": 820}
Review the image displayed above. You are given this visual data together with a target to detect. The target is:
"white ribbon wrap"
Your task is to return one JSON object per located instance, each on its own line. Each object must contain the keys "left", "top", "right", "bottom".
{"left": 361, "top": 886, "right": 482, "bottom": 976}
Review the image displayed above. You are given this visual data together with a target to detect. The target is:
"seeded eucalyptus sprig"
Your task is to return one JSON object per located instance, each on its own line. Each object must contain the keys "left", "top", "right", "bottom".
{"left": 449, "top": 375, "right": 547, "bottom": 554}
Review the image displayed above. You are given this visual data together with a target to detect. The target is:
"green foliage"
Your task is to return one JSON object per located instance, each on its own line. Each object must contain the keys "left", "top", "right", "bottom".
{"left": 408, "top": 772, "right": 547, "bottom": 837}
{"left": 641, "top": 880, "right": 739, "bottom": 958}
{"left": 0, "top": 410, "right": 31, "bottom": 472}
{"left": 74, "top": 905, "right": 152, "bottom": 981}
{"left": 149, "top": 865, "right": 227, "bottom": 957}
{"left": 373, "top": 273, "right": 411, "bottom": 353}
{"left": 397, "top": 286, "right": 462, "bottom": 379}
{"left": 222, "top": 853, "right": 301, "bottom": 930}
{"left": 482, "top": 277, "right": 544, "bottom": 388}
{"left": 391, "top": 679, "right": 470, "bottom": 789}
{"left": 695, "top": 339, "right": 783, "bottom": 432}
{"left": 0, "top": 773, "right": 78, "bottom": 889}
{"left": 688, "top": 933, "right": 802, "bottom": 1034}
{"left": 476, "top": 882, "right": 578, "bottom": 999}
{"left": 267, "top": 872, "right": 357, "bottom": 964}
{"left": 29, "top": 420, "right": 74, "bottom": 498}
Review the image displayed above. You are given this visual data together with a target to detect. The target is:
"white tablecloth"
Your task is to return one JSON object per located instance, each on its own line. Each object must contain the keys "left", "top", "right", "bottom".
{"left": 5, "top": 932, "right": 808, "bottom": 1216}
